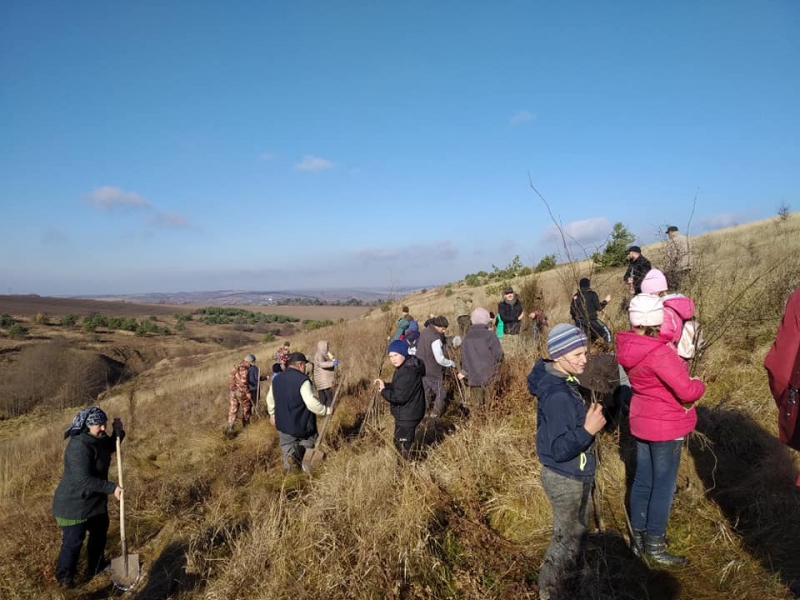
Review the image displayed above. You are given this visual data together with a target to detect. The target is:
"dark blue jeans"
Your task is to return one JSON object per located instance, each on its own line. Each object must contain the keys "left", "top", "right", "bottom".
{"left": 630, "top": 438, "right": 683, "bottom": 536}
{"left": 56, "top": 512, "right": 109, "bottom": 585}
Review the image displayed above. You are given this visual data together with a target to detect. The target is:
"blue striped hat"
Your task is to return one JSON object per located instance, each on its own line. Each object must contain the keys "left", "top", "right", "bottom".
{"left": 547, "top": 323, "right": 588, "bottom": 359}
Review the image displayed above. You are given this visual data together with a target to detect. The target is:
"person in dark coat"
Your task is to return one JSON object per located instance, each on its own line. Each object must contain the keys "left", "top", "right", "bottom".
{"left": 266, "top": 352, "right": 333, "bottom": 470}
{"left": 622, "top": 246, "right": 652, "bottom": 294}
{"left": 416, "top": 316, "right": 456, "bottom": 419}
{"left": 497, "top": 286, "right": 539, "bottom": 336}
{"left": 458, "top": 307, "right": 504, "bottom": 409}
{"left": 52, "top": 406, "right": 124, "bottom": 589}
{"left": 375, "top": 340, "right": 427, "bottom": 459}
{"left": 570, "top": 278, "right": 612, "bottom": 344}
{"left": 527, "top": 325, "right": 606, "bottom": 599}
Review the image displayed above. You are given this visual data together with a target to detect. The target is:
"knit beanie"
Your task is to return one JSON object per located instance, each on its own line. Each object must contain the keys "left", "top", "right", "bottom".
{"left": 547, "top": 323, "right": 588, "bottom": 359}
{"left": 245, "top": 354, "right": 256, "bottom": 363}
{"left": 640, "top": 269, "right": 668, "bottom": 295}
{"left": 629, "top": 294, "right": 664, "bottom": 327}
{"left": 579, "top": 278, "right": 590, "bottom": 290}
{"left": 387, "top": 339, "right": 409, "bottom": 357}
{"left": 470, "top": 307, "right": 491, "bottom": 326}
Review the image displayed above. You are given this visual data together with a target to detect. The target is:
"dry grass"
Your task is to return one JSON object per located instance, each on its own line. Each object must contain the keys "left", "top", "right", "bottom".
{"left": 0, "top": 213, "right": 799, "bottom": 599}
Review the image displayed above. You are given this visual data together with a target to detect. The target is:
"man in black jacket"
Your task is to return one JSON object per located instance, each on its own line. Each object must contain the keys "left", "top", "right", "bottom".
{"left": 53, "top": 407, "right": 124, "bottom": 588}
{"left": 266, "top": 353, "right": 333, "bottom": 470}
{"left": 622, "top": 246, "right": 652, "bottom": 294}
{"left": 497, "top": 286, "right": 539, "bottom": 336}
{"left": 376, "top": 339, "right": 426, "bottom": 459}
{"left": 570, "top": 278, "right": 612, "bottom": 344}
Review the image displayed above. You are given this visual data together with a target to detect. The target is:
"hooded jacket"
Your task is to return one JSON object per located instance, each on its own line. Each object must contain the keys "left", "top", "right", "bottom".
{"left": 461, "top": 325, "right": 504, "bottom": 386}
{"left": 528, "top": 359, "right": 596, "bottom": 482}
{"left": 381, "top": 355, "right": 427, "bottom": 422}
{"left": 660, "top": 294, "right": 695, "bottom": 345}
{"left": 616, "top": 331, "right": 705, "bottom": 441}
{"left": 623, "top": 255, "right": 652, "bottom": 294}
{"left": 764, "top": 288, "right": 800, "bottom": 448}
{"left": 313, "top": 340, "right": 336, "bottom": 390}
{"left": 53, "top": 430, "right": 123, "bottom": 521}
{"left": 570, "top": 285, "right": 607, "bottom": 322}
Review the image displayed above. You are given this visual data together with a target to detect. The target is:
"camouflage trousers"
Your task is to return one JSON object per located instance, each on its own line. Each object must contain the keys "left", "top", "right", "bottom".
{"left": 228, "top": 390, "right": 252, "bottom": 425}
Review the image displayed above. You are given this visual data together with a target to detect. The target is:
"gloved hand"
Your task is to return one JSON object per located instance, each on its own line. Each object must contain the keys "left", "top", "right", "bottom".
{"left": 333, "top": 360, "right": 339, "bottom": 367}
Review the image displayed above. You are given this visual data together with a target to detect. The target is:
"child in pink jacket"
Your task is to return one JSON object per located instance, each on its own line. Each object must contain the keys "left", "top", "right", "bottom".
{"left": 640, "top": 269, "right": 700, "bottom": 362}
{"left": 617, "top": 293, "right": 706, "bottom": 567}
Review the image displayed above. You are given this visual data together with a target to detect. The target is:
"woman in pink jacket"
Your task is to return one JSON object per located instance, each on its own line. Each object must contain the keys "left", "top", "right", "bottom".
{"left": 616, "top": 293, "right": 706, "bottom": 566}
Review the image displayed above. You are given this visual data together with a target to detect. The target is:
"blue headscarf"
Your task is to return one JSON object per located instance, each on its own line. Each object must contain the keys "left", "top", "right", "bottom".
{"left": 64, "top": 406, "right": 108, "bottom": 439}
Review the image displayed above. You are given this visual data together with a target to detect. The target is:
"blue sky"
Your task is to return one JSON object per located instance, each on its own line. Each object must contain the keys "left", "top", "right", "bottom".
{"left": 1, "top": 1, "right": 798, "bottom": 295}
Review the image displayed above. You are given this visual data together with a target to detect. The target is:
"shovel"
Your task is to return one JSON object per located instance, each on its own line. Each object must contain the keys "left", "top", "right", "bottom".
{"left": 302, "top": 376, "right": 345, "bottom": 474}
{"left": 110, "top": 436, "right": 140, "bottom": 591}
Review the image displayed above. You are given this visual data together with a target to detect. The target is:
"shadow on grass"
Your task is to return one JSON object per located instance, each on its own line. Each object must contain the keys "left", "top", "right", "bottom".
{"left": 587, "top": 531, "right": 681, "bottom": 600}
{"left": 131, "top": 541, "right": 201, "bottom": 600}
{"left": 689, "top": 405, "right": 800, "bottom": 587}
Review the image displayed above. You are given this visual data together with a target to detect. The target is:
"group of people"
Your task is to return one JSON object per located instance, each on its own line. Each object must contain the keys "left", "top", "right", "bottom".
{"left": 53, "top": 225, "right": 799, "bottom": 596}
{"left": 534, "top": 269, "right": 705, "bottom": 598}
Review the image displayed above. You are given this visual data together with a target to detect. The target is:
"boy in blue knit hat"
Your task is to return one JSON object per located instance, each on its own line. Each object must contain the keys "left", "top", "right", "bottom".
{"left": 527, "top": 324, "right": 606, "bottom": 600}
{"left": 374, "top": 339, "right": 426, "bottom": 459}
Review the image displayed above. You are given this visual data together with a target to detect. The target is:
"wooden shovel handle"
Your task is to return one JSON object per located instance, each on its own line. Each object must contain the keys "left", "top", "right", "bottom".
{"left": 116, "top": 436, "right": 127, "bottom": 570}
{"left": 315, "top": 375, "right": 345, "bottom": 449}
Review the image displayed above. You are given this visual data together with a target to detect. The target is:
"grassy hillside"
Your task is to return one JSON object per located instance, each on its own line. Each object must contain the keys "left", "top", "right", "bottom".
{"left": 1, "top": 214, "right": 799, "bottom": 599}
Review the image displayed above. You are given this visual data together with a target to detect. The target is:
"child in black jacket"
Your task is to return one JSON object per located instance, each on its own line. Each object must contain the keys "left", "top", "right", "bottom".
{"left": 375, "top": 340, "right": 426, "bottom": 459}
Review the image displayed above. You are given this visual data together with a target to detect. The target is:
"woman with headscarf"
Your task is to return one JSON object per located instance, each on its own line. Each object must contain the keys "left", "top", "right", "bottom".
{"left": 52, "top": 406, "right": 124, "bottom": 588}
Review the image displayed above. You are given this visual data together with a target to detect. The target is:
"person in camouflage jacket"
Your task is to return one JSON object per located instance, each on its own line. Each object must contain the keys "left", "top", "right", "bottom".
{"left": 228, "top": 355, "right": 254, "bottom": 432}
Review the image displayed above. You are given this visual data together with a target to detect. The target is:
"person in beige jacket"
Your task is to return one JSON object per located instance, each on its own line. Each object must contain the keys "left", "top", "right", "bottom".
{"left": 313, "top": 340, "right": 338, "bottom": 407}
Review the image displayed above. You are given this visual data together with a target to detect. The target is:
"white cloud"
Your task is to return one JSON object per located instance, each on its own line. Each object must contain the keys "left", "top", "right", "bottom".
{"left": 542, "top": 217, "right": 611, "bottom": 246}
{"left": 86, "top": 186, "right": 151, "bottom": 210}
{"left": 510, "top": 110, "right": 535, "bottom": 127}
{"left": 295, "top": 155, "right": 334, "bottom": 171}
{"left": 149, "top": 212, "right": 189, "bottom": 228}
{"left": 259, "top": 151, "right": 277, "bottom": 161}
{"left": 700, "top": 212, "right": 746, "bottom": 231}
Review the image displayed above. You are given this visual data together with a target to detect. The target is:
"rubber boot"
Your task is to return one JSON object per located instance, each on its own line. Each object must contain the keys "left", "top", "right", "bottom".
{"left": 631, "top": 529, "right": 646, "bottom": 558}
{"left": 645, "top": 533, "right": 687, "bottom": 566}
{"left": 242, "top": 418, "right": 250, "bottom": 428}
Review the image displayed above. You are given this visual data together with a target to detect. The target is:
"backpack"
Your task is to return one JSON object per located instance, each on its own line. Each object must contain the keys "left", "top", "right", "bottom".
{"left": 677, "top": 318, "right": 704, "bottom": 359}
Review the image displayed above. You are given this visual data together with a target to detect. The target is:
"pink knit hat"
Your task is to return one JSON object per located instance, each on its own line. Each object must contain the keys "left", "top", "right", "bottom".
{"left": 640, "top": 269, "right": 668, "bottom": 294}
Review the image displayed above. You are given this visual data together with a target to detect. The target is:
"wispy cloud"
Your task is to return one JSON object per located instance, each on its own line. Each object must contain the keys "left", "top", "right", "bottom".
{"left": 86, "top": 186, "right": 151, "bottom": 210}
{"left": 84, "top": 186, "right": 189, "bottom": 231}
{"left": 295, "top": 155, "right": 333, "bottom": 171}
{"left": 42, "top": 228, "right": 69, "bottom": 245}
{"left": 699, "top": 212, "right": 747, "bottom": 231}
{"left": 542, "top": 217, "right": 611, "bottom": 246}
{"left": 353, "top": 240, "right": 459, "bottom": 266}
{"left": 510, "top": 110, "right": 535, "bottom": 127}
{"left": 259, "top": 151, "right": 277, "bottom": 161}
{"left": 149, "top": 212, "right": 189, "bottom": 228}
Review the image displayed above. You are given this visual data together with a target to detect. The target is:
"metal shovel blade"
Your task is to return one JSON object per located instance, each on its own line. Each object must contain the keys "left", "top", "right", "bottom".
{"left": 110, "top": 553, "right": 140, "bottom": 591}
{"left": 301, "top": 447, "right": 326, "bottom": 473}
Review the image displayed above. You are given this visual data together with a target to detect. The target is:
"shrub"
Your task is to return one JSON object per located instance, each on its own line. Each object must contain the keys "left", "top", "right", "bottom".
{"left": 0, "top": 314, "right": 14, "bottom": 328}
{"left": 262, "top": 333, "right": 276, "bottom": 343}
{"left": 33, "top": 313, "right": 50, "bottom": 325}
{"left": 60, "top": 313, "right": 78, "bottom": 327}
{"left": 591, "top": 222, "right": 636, "bottom": 269}
{"left": 534, "top": 254, "right": 557, "bottom": 273}
{"left": 303, "top": 319, "right": 334, "bottom": 331}
{"left": 8, "top": 323, "right": 28, "bottom": 339}
{"left": 778, "top": 201, "right": 791, "bottom": 222}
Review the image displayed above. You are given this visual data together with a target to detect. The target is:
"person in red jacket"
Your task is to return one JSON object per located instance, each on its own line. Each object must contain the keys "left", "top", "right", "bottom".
{"left": 764, "top": 287, "right": 800, "bottom": 452}
{"left": 616, "top": 294, "right": 706, "bottom": 566}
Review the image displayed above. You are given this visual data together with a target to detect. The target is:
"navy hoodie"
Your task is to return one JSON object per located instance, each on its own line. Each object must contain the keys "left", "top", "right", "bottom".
{"left": 527, "top": 359, "right": 596, "bottom": 482}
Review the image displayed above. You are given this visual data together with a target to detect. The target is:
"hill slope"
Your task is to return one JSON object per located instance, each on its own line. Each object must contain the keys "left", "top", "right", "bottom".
{"left": 1, "top": 214, "right": 799, "bottom": 599}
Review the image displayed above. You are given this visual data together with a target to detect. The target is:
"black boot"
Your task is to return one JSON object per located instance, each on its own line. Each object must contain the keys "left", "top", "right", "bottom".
{"left": 645, "top": 533, "right": 687, "bottom": 566}
{"left": 631, "top": 529, "right": 646, "bottom": 557}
